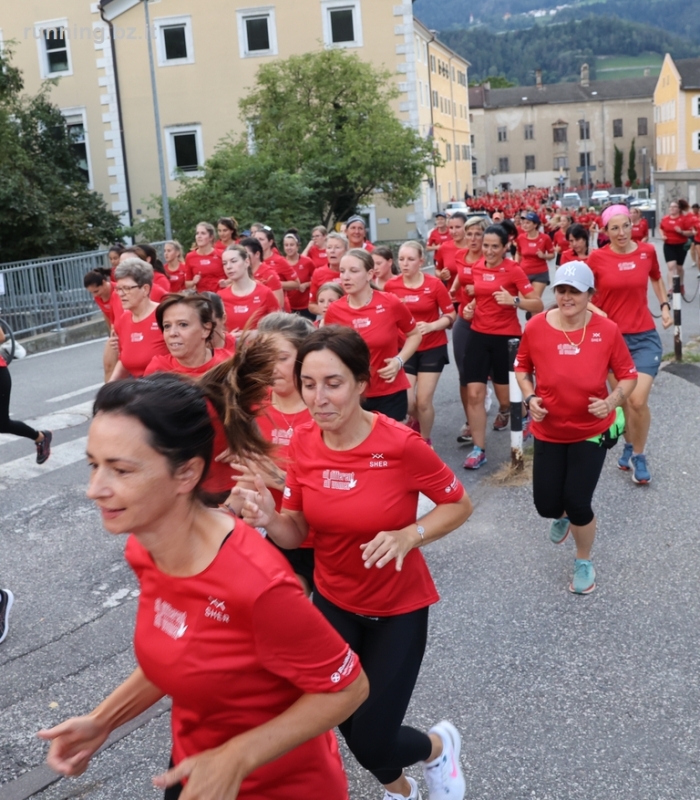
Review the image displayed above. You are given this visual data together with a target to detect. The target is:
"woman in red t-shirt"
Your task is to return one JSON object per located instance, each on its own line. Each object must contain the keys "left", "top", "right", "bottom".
{"left": 552, "top": 213, "right": 572, "bottom": 264}
{"left": 282, "top": 232, "right": 315, "bottom": 320}
{"left": 303, "top": 225, "right": 329, "bottom": 270}
{"left": 163, "top": 241, "right": 189, "bottom": 292}
{"left": 315, "top": 283, "right": 344, "bottom": 326}
{"left": 84, "top": 269, "right": 123, "bottom": 382}
{"left": 122, "top": 244, "right": 171, "bottom": 294}
{"left": 214, "top": 216, "right": 239, "bottom": 253}
{"left": 325, "top": 248, "right": 422, "bottom": 422}
{"left": 217, "top": 245, "right": 279, "bottom": 335}
{"left": 629, "top": 207, "right": 649, "bottom": 244}
{"left": 254, "top": 228, "right": 300, "bottom": 304}
{"left": 199, "top": 291, "right": 236, "bottom": 356}
{"left": 560, "top": 223, "right": 590, "bottom": 265}
{"left": 385, "top": 242, "right": 455, "bottom": 444}
{"left": 516, "top": 261, "right": 638, "bottom": 595}
{"left": 110, "top": 259, "right": 169, "bottom": 381}
{"left": 307, "top": 232, "right": 347, "bottom": 316}
{"left": 371, "top": 246, "right": 397, "bottom": 291}
{"left": 345, "top": 215, "right": 374, "bottom": 252}
{"left": 107, "top": 245, "right": 124, "bottom": 281}
{"left": 236, "top": 326, "right": 472, "bottom": 800}
{"left": 435, "top": 212, "right": 470, "bottom": 291}
{"left": 39, "top": 364, "right": 368, "bottom": 800}
{"left": 461, "top": 225, "right": 543, "bottom": 469}
{"left": 514, "top": 212, "right": 555, "bottom": 300}
{"left": 185, "top": 222, "right": 225, "bottom": 293}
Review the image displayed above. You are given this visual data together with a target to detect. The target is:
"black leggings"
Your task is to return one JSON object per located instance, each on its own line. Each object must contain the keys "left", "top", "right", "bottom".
{"left": 314, "top": 591, "right": 432, "bottom": 785}
{"left": 532, "top": 437, "right": 607, "bottom": 527}
{"left": 0, "top": 367, "right": 38, "bottom": 441}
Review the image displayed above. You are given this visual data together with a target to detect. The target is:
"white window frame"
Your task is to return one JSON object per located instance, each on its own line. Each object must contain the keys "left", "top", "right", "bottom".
{"left": 165, "top": 124, "right": 204, "bottom": 180}
{"left": 154, "top": 15, "right": 194, "bottom": 67}
{"left": 34, "top": 18, "right": 73, "bottom": 79}
{"left": 692, "top": 96, "right": 700, "bottom": 118}
{"left": 236, "top": 6, "right": 278, "bottom": 58}
{"left": 321, "top": 0, "right": 363, "bottom": 49}
{"left": 62, "top": 107, "right": 93, "bottom": 189}
{"left": 693, "top": 131, "right": 700, "bottom": 153}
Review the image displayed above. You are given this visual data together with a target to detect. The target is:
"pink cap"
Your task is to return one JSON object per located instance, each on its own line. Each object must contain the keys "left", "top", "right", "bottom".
{"left": 601, "top": 204, "right": 630, "bottom": 228}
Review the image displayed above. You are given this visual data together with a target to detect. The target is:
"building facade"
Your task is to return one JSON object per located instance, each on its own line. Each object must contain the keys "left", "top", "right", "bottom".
{"left": 1, "top": 1, "right": 471, "bottom": 242}
{"left": 469, "top": 67, "right": 656, "bottom": 194}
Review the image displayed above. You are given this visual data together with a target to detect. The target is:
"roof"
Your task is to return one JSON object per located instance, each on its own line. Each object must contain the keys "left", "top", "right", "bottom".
{"left": 468, "top": 76, "right": 657, "bottom": 109}
{"left": 413, "top": 16, "right": 471, "bottom": 67}
{"left": 675, "top": 57, "right": 700, "bottom": 90}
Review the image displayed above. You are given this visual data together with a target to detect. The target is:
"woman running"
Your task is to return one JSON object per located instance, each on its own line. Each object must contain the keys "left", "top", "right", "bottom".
{"left": 425, "top": 212, "right": 450, "bottom": 255}
{"left": 371, "top": 246, "right": 397, "bottom": 291}
{"left": 315, "top": 283, "right": 344, "bottom": 326}
{"left": 237, "top": 325, "right": 472, "bottom": 800}
{"left": 588, "top": 204, "right": 672, "bottom": 485}
{"left": 435, "top": 212, "right": 470, "bottom": 291}
{"left": 162, "top": 241, "right": 189, "bottom": 292}
{"left": 552, "top": 214, "right": 572, "bottom": 265}
{"left": 660, "top": 200, "right": 695, "bottom": 296}
{"left": 560, "top": 224, "right": 590, "bottom": 265}
{"left": 217, "top": 245, "right": 279, "bottom": 335}
{"left": 515, "top": 212, "right": 555, "bottom": 300}
{"left": 239, "top": 237, "right": 285, "bottom": 309}
{"left": 515, "top": 261, "right": 638, "bottom": 594}
{"left": 122, "top": 245, "right": 170, "bottom": 294}
{"left": 303, "top": 226, "right": 329, "bottom": 270}
{"left": 461, "top": 225, "right": 543, "bottom": 469}
{"left": 185, "top": 222, "right": 225, "bottom": 293}
{"left": 325, "top": 249, "right": 422, "bottom": 422}
{"left": 630, "top": 207, "right": 649, "bottom": 244}
{"left": 107, "top": 245, "right": 124, "bottom": 280}
{"left": 109, "top": 259, "right": 168, "bottom": 381}
{"left": 283, "top": 232, "right": 315, "bottom": 320}
{"left": 254, "top": 227, "right": 300, "bottom": 302}
{"left": 39, "top": 365, "right": 368, "bottom": 800}
{"left": 308, "top": 233, "right": 347, "bottom": 317}
{"left": 345, "top": 215, "right": 374, "bottom": 252}
{"left": 200, "top": 291, "right": 236, "bottom": 355}
{"left": 214, "top": 217, "right": 239, "bottom": 253}
{"left": 84, "top": 270, "right": 123, "bottom": 382}
{"left": 385, "top": 242, "right": 455, "bottom": 444}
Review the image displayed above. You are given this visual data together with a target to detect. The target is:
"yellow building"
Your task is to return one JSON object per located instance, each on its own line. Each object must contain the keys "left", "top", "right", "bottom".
{"left": 2, "top": 1, "right": 471, "bottom": 241}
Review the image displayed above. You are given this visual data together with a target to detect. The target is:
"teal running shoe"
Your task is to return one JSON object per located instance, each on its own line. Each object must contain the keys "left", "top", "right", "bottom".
{"left": 631, "top": 453, "right": 651, "bottom": 485}
{"left": 549, "top": 516, "right": 570, "bottom": 544}
{"left": 569, "top": 559, "right": 596, "bottom": 595}
{"left": 617, "top": 442, "right": 633, "bottom": 471}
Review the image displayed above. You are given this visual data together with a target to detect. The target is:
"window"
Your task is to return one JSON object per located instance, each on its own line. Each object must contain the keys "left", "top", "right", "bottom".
{"left": 63, "top": 109, "right": 91, "bottom": 186}
{"left": 165, "top": 125, "right": 203, "bottom": 179}
{"left": 470, "top": 134, "right": 475, "bottom": 147}
{"left": 430, "top": 55, "right": 436, "bottom": 73}
{"left": 638, "top": 117, "right": 648, "bottom": 136}
{"left": 498, "top": 157, "right": 509, "bottom": 172}
{"left": 455, "top": 145, "right": 460, "bottom": 161}
{"left": 432, "top": 90, "right": 439, "bottom": 108}
{"left": 446, "top": 143, "right": 452, "bottom": 162}
{"left": 462, "top": 144, "right": 469, "bottom": 160}
{"left": 613, "top": 119, "right": 623, "bottom": 138}
{"left": 155, "top": 16, "right": 194, "bottom": 66}
{"left": 236, "top": 7, "right": 278, "bottom": 57}
{"left": 524, "top": 124, "right": 534, "bottom": 140}
{"left": 694, "top": 97, "right": 700, "bottom": 117}
{"left": 579, "top": 120, "right": 590, "bottom": 140}
{"left": 497, "top": 126, "right": 507, "bottom": 142}
{"left": 553, "top": 126, "right": 567, "bottom": 143}
{"left": 472, "top": 158, "right": 478, "bottom": 176}
{"left": 693, "top": 131, "right": 700, "bottom": 153}
{"left": 579, "top": 152, "right": 592, "bottom": 168}
{"left": 35, "top": 21, "right": 72, "bottom": 78}
{"left": 322, "top": 1, "right": 362, "bottom": 47}
{"left": 553, "top": 156, "right": 569, "bottom": 170}
{"left": 525, "top": 155, "right": 535, "bottom": 171}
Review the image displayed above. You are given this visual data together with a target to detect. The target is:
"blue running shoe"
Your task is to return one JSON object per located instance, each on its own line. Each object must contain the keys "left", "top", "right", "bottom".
{"left": 569, "top": 559, "right": 596, "bottom": 595}
{"left": 463, "top": 446, "right": 487, "bottom": 470}
{"left": 631, "top": 453, "right": 651, "bottom": 485}
{"left": 549, "top": 516, "right": 570, "bottom": 544}
{"left": 617, "top": 442, "right": 633, "bottom": 471}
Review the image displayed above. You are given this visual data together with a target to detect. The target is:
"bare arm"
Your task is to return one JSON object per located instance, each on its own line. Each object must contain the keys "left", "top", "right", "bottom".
{"left": 108, "top": 360, "right": 130, "bottom": 382}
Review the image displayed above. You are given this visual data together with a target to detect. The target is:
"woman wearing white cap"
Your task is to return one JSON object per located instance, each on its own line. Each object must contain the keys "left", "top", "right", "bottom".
{"left": 515, "top": 261, "right": 638, "bottom": 595}
{"left": 345, "top": 216, "right": 374, "bottom": 253}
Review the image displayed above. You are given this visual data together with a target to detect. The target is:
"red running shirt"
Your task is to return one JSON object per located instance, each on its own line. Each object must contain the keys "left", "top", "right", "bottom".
{"left": 587, "top": 243, "right": 661, "bottom": 334}
{"left": 515, "top": 232, "right": 553, "bottom": 275}
{"left": 164, "top": 264, "right": 189, "bottom": 293}
{"left": 126, "top": 525, "right": 358, "bottom": 800}
{"left": 307, "top": 246, "right": 328, "bottom": 270}
{"left": 153, "top": 272, "right": 171, "bottom": 293}
{"left": 286, "top": 256, "right": 315, "bottom": 311}
{"left": 384, "top": 273, "right": 454, "bottom": 350}
{"left": 560, "top": 249, "right": 589, "bottom": 265}
{"left": 185, "top": 251, "right": 225, "bottom": 293}
{"left": 252, "top": 263, "right": 283, "bottom": 294}
{"left": 631, "top": 219, "right": 649, "bottom": 242}
{"left": 282, "top": 415, "right": 465, "bottom": 615}
{"left": 143, "top": 349, "right": 229, "bottom": 378}
{"left": 659, "top": 215, "right": 687, "bottom": 245}
{"left": 553, "top": 228, "right": 568, "bottom": 253}
{"left": 453, "top": 252, "right": 483, "bottom": 315}
{"left": 427, "top": 228, "right": 451, "bottom": 248}
{"left": 93, "top": 283, "right": 124, "bottom": 326}
{"left": 309, "top": 267, "right": 341, "bottom": 304}
{"left": 434, "top": 240, "right": 467, "bottom": 286}
{"left": 470, "top": 260, "right": 533, "bottom": 337}
{"left": 515, "top": 312, "right": 638, "bottom": 443}
{"left": 324, "top": 292, "right": 416, "bottom": 397}
{"left": 217, "top": 284, "right": 279, "bottom": 332}
{"left": 114, "top": 310, "right": 168, "bottom": 377}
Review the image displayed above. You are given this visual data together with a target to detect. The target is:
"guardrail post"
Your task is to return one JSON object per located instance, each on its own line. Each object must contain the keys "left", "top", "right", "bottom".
{"left": 508, "top": 337, "right": 523, "bottom": 472}
{"left": 673, "top": 275, "right": 682, "bottom": 362}
{"left": 46, "top": 265, "right": 62, "bottom": 332}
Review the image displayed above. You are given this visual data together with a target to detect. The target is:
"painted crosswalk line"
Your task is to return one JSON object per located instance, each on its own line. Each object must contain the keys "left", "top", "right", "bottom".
{"left": 0, "top": 435, "right": 88, "bottom": 488}
{"left": 0, "top": 401, "right": 93, "bottom": 446}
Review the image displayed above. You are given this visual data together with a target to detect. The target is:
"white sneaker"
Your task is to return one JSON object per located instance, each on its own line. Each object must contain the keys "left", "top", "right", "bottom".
{"left": 422, "top": 721, "right": 466, "bottom": 800}
{"left": 383, "top": 776, "right": 421, "bottom": 799}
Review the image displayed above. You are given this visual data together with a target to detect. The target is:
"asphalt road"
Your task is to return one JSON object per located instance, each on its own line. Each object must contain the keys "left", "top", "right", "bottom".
{"left": 1, "top": 251, "right": 700, "bottom": 800}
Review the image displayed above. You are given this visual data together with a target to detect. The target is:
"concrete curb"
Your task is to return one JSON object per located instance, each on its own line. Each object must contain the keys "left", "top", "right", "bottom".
{"left": 17, "top": 317, "right": 108, "bottom": 356}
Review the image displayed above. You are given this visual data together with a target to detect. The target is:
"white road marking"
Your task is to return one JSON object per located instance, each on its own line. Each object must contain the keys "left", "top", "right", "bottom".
{"left": 1, "top": 401, "right": 93, "bottom": 445}
{"left": 0, "top": 435, "right": 88, "bottom": 489}
{"left": 47, "top": 384, "right": 102, "bottom": 403}
{"left": 24, "top": 337, "right": 108, "bottom": 359}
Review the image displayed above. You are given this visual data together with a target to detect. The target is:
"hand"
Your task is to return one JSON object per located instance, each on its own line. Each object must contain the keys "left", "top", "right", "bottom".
{"left": 153, "top": 741, "right": 248, "bottom": 800}
{"left": 360, "top": 528, "right": 418, "bottom": 571}
{"left": 528, "top": 396, "right": 548, "bottom": 422}
{"left": 230, "top": 455, "right": 285, "bottom": 492}
{"left": 437, "top": 268, "right": 451, "bottom": 282}
{"left": 466, "top": 285, "right": 475, "bottom": 296}
{"left": 492, "top": 286, "right": 515, "bottom": 306}
{"left": 536, "top": 250, "right": 548, "bottom": 259}
{"left": 109, "top": 331, "right": 120, "bottom": 353}
{"left": 377, "top": 357, "right": 401, "bottom": 382}
{"left": 38, "top": 715, "right": 110, "bottom": 777}
{"left": 588, "top": 396, "right": 611, "bottom": 418}
{"left": 415, "top": 321, "right": 434, "bottom": 336}
{"left": 462, "top": 300, "right": 475, "bottom": 321}
{"left": 219, "top": 278, "right": 233, "bottom": 289}
{"left": 661, "top": 307, "right": 672, "bottom": 329}
{"left": 193, "top": 274, "right": 201, "bottom": 284}
{"left": 299, "top": 282, "right": 311, "bottom": 292}
{"left": 232, "top": 475, "right": 277, "bottom": 529}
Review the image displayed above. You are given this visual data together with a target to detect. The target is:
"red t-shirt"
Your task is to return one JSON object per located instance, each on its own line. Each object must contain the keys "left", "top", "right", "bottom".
{"left": 264, "top": 254, "right": 298, "bottom": 286}
{"left": 434, "top": 240, "right": 466, "bottom": 286}
{"left": 214, "top": 239, "right": 237, "bottom": 253}
{"left": 282, "top": 415, "right": 464, "bottom": 615}
{"left": 659, "top": 215, "right": 687, "bottom": 245}
{"left": 93, "top": 283, "right": 124, "bottom": 326}
{"left": 630, "top": 218, "right": 649, "bottom": 242}
{"left": 185, "top": 251, "right": 225, "bottom": 293}
{"left": 252, "top": 263, "right": 283, "bottom": 294}
{"left": 324, "top": 292, "right": 416, "bottom": 397}
{"left": 309, "top": 266, "right": 341, "bottom": 305}
{"left": 164, "top": 263, "right": 189, "bottom": 293}
{"left": 560, "top": 249, "right": 589, "bottom": 265}
{"left": 588, "top": 243, "right": 661, "bottom": 334}
{"left": 217, "top": 284, "right": 279, "bottom": 332}
{"left": 218, "top": 332, "right": 237, "bottom": 355}
{"left": 427, "top": 228, "right": 451, "bottom": 248}
{"left": 153, "top": 272, "right": 171, "bottom": 293}
{"left": 126, "top": 525, "right": 358, "bottom": 800}
{"left": 114, "top": 310, "right": 169, "bottom": 378}
{"left": 553, "top": 228, "right": 568, "bottom": 253}
{"left": 384, "top": 274, "right": 454, "bottom": 350}
{"left": 0, "top": 356, "right": 6, "bottom": 369}
{"left": 143, "top": 349, "right": 229, "bottom": 378}
{"left": 286, "top": 256, "right": 315, "bottom": 311}
{"left": 515, "top": 312, "right": 637, "bottom": 443}
{"left": 516, "top": 232, "right": 553, "bottom": 276}
{"left": 470, "top": 260, "right": 533, "bottom": 336}
{"left": 453, "top": 252, "right": 483, "bottom": 315}
{"left": 307, "top": 245, "right": 328, "bottom": 271}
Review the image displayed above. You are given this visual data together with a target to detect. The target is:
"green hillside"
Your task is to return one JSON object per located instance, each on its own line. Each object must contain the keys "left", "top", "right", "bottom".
{"left": 594, "top": 54, "right": 663, "bottom": 81}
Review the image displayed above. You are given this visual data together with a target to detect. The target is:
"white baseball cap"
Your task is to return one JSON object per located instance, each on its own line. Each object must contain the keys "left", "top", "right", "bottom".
{"left": 551, "top": 261, "right": 595, "bottom": 292}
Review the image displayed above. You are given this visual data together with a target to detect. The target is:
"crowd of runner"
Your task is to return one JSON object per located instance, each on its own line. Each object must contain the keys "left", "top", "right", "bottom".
{"left": 0, "top": 191, "right": 693, "bottom": 800}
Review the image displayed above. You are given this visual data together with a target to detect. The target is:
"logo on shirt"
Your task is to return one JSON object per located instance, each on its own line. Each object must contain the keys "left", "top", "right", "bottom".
{"left": 445, "top": 477, "right": 459, "bottom": 493}
{"left": 591, "top": 332, "right": 602, "bottom": 343}
{"left": 233, "top": 305, "right": 249, "bottom": 314}
{"left": 154, "top": 598, "right": 188, "bottom": 639}
{"left": 323, "top": 469, "right": 357, "bottom": 490}
{"left": 618, "top": 261, "right": 637, "bottom": 271}
{"left": 283, "top": 486, "right": 291, "bottom": 499}
{"left": 131, "top": 332, "right": 144, "bottom": 342}
{"left": 330, "top": 648, "right": 357, "bottom": 684}
{"left": 376, "top": 304, "right": 386, "bottom": 314}
{"left": 352, "top": 318, "right": 371, "bottom": 329}
{"left": 271, "top": 427, "right": 294, "bottom": 446}
{"left": 640, "top": 252, "right": 648, "bottom": 259}
{"left": 404, "top": 295, "right": 420, "bottom": 303}
{"left": 205, "top": 597, "right": 230, "bottom": 624}
{"left": 557, "top": 343, "right": 580, "bottom": 356}
{"left": 370, "top": 453, "right": 388, "bottom": 468}
{"left": 482, "top": 273, "right": 496, "bottom": 282}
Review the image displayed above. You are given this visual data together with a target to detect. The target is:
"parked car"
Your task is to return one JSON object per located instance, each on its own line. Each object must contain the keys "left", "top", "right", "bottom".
{"left": 609, "top": 193, "right": 633, "bottom": 206}
{"left": 444, "top": 200, "right": 469, "bottom": 218}
{"left": 561, "top": 192, "right": 582, "bottom": 209}
{"left": 590, "top": 190, "right": 610, "bottom": 204}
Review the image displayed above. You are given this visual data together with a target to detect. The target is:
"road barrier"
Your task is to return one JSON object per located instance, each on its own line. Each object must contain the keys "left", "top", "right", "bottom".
{"left": 508, "top": 337, "right": 524, "bottom": 472}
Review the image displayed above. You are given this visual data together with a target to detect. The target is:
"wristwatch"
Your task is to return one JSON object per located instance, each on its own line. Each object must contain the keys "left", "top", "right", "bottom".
{"left": 524, "top": 394, "right": 536, "bottom": 408}
{"left": 416, "top": 525, "right": 425, "bottom": 542}
{"left": 513, "top": 297, "right": 521, "bottom": 307}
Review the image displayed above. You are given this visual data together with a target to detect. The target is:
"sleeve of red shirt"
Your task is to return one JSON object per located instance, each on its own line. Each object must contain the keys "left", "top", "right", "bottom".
{"left": 434, "top": 280, "right": 455, "bottom": 315}
{"left": 264, "top": 271, "right": 283, "bottom": 292}
{"left": 513, "top": 265, "right": 534, "bottom": 296}
{"left": 281, "top": 437, "right": 303, "bottom": 513}
{"left": 263, "top": 287, "right": 281, "bottom": 312}
{"left": 252, "top": 578, "right": 361, "bottom": 693}
{"left": 513, "top": 328, "right": 533, "bottom": 373}
{"left": 609, "top": 325, "right": 638, "bottom": 383}
{"left": 390, "top": 294, "right": 417, "bottom": 334}
{"left": 541, "top": 234, "right": 554, "bottom": 254}
{"left": 402, "top": 433, "right": 465, "bottom": 505}
{"left": 648, "top": 246, "right": 661, "bottom": 281}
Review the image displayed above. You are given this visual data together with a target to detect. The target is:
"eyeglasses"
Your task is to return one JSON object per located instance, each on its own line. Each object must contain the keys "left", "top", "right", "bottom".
{"left": 116, "top": 284, "right": 141, "bottom": 295}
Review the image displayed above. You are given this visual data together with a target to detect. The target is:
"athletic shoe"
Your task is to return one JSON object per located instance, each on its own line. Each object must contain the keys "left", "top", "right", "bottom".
{"left": 456, "top": 424, "right": 472, "bottom": 445}
{"left": 0, "top": 589, "right": 14, "bottom": 644}
{"left": 617, "top": 442, "right": 633, "bottom": 471}
{"left": 406, "top": 417, "right": 421, "bottom": 433}
{"left": 492, "top": 409, "right": 510, "bottom": 431}
{"left": 463, "top": 446, "right": 486, "bottom": 470}
{"left": 549, "top": 516, "right": 570, "bottom": 545}
{"left": 631, "top": 453, "right": 651, "bottom": 485}
{"left": 35, "top": 431, "right": 52, "bottom": 465}
{"left": 569, "top": 559, "right": 596, "bottom": 595}
{"left": 383, "top": 776, "right": 421, "bottom": 800}
{"left": 522, "top": 412, "right": 532, "bottom": 441}
{"left": 423, "top": 720, "right": 466, "bottom": 800}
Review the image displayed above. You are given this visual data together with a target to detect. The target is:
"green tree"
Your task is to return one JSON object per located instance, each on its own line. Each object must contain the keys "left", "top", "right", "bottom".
{"left": 0, "top": 45, "right": 121, "bottom": 261}
{"left": 627, "top": 138, "right": 637, "bottom": 187}
{"left": 239, "top": 48, "right": 441, "bottom": 225}
{"left": 614, "top": 145, "right": 624, "bottom": 188}
{"left": 469, "top": 75, "right": 515, "bottom": 88}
